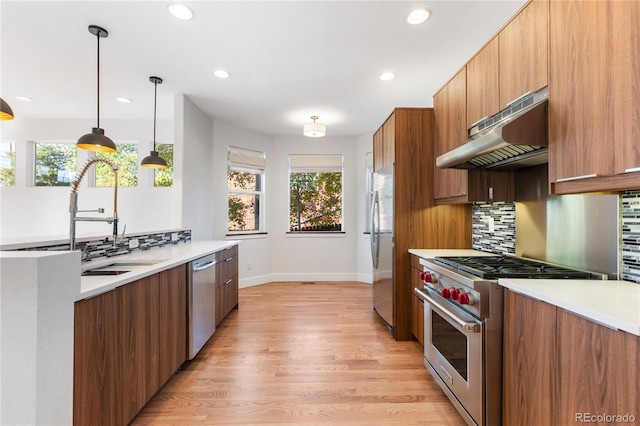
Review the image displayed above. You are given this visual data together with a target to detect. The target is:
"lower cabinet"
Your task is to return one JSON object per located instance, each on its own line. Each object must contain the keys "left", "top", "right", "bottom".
{"left": 410, "top": 255, "right": 424, "bottom": 346}
{"left": 74, "top": 265, "right": 187, "bottom": 426}
{"left": 216, "top": 245, "right": 239, "bottom": 326}
{"left": 503, "top": 289, "right": 640, "bottom": 425}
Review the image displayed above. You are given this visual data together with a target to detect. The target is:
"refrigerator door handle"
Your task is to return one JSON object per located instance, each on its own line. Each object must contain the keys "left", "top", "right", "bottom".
{"left": 370, "top": 191, "right": 380, "bottom": 268}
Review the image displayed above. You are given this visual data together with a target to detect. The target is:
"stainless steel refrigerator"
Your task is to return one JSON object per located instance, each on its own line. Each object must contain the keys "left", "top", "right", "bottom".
{"left": 370, "top": 164, "right": 394, "bottom": 335}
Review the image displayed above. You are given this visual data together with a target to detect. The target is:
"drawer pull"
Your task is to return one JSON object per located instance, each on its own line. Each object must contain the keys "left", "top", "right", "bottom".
{"left": 225, "top": 257, "right": 233, "bottom": 262}
{"left": 625, "top": 166, "right": 640, "bottom": 173}
{"left": 556, "top": 173, "right": 598, "bottom": 182}
{"left": 224, "top": 278, "right": 232, "bottom": 285}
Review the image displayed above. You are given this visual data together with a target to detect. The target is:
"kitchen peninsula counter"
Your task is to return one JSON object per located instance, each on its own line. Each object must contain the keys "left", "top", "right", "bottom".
{"left": 499, "top": 278, "right": 640, "bottom": 336}
{"left": 79, "top": 240, "right": 238, "bottom": 300}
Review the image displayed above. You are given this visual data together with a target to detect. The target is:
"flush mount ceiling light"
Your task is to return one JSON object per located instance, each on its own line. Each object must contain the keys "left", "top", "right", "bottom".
{"left": 0, "top": 98, "right": 14, "bottom": 120}
{"left": 379, "top": 72, "right": 395, "bottom": 81}
{"left": 168, "top": 3, "right": 194, "bottom": 20}
{"left": 303, "top": 115, "right": 326, "bottom": 137}
{"left": 213, "top": 69, "right": 230, "bottom": 79}
{"left": 77, "top": 25, "right": 116, "bottom": 153}
{"left": 141, "top": 76, "right": 168, "bottom": 169}
{"left": 406, "top": 8, "right": 431, "bottom": 25}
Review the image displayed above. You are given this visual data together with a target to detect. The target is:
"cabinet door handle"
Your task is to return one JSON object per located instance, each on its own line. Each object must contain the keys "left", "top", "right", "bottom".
{"left": 225, "top": 257, "right": 233, "bottom": 262}
{"left": 556, "top": 173, "right": 598, "bottom": 182}
{"left": 224, "top": 278, "right": 232, "bottom": 285}
{"left": 625, "top": 166, "right": 640, "bottom": 173}
{"left": 506, "top": 91, "right": 532, "bottom": 107}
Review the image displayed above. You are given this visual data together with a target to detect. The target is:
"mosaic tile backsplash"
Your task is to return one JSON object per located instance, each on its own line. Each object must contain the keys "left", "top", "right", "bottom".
{"left": 622, "top": 190, "right": 640, "bottom": 284}
{"left": 472, "top": 202, "right": 516, "bottom": 255}
{"left": 19, "top": 229, "right": 191, "bottom": 262}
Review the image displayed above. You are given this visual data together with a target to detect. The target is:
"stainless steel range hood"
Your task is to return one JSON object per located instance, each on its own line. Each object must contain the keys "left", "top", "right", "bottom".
{"left": 436, "top": 87, "right": 548, "bottom": 171}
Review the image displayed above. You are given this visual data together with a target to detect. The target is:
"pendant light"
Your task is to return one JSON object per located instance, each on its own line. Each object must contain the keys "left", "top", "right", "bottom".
{"left": 303, "top": 115, "right": 326, "bottom": 137}
{"left": 0, "top": 98, "right": 14, "bottom": 120}
{"left": 77, "top": 25, "right": 116, "bottom": 153}
{"left": 140, "top": 76, "right": 168, "bottom": 169}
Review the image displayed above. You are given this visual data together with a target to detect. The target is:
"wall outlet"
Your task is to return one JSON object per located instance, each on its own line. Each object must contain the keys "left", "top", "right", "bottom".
{"left": 247, "top": 263, "right": 252, "bottom": 270}
{"left": 128, "top": 238, "right": 139, "bottom": 249}
{"left": 171, "top": 232, "right": 178, "bottom": 242}
{"left": 487, "top": 217, "right": 495, "bottom": 233}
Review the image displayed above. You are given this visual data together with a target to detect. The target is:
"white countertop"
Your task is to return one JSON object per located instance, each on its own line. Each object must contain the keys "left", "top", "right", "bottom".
{"left": 78, "top": 240, "right": 238, "bottom": 301}
{"left": 409, "top": 248, "right": 493, "bottom": 259}
{"left": 499, "top": 278, "right": 640, "bottom": 336}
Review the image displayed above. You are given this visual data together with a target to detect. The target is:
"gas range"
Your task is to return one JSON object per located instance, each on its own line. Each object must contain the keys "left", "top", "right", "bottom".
{"left": 414, "top": 255, "right": 604, "bottom": 426}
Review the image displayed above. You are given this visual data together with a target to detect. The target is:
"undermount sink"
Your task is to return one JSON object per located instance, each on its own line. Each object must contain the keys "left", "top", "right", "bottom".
{"left": 81, "top": 260, "right": 164, "bottom": 277}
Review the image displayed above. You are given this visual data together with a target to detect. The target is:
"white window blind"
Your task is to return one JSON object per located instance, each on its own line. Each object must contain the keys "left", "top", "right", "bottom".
{"left": 228, "top": 146, "right": 266, "bottom": 170}
{"left": 289, "top": 154, "right": 342, "bottom": 173}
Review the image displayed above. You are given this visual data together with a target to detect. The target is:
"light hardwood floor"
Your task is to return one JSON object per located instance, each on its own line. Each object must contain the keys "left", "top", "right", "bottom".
{"left": 132, "top": 282, "right": 465, "bottom": 425}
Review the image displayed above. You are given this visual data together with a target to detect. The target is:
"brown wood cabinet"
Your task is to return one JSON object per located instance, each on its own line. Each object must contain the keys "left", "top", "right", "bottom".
{"left": 410, "top": 255, "right": 424, "bottom": 346}
{"left": 373, "top": 113, "right": 396, "bottom": 171}
{"left": 498, "top": 0, "right": 548, "bottom": 109}
{"left": 503, "top": 289, "right": 557, "bottom": 426}
{"left": 434, "top": 69, "right": 516, "bottom": 205}
{"left": 466, "top": 36, "right": 500, "bottom": 128}
{"left": 503, "top": 290, "right": 640, "bottom": 425}
{"left": 548, "top": 0, "right": 640, "bottom": 194}
{"left": 74, "top": 265, "right": 187, "bottom": 426}
{"left": 216, "top": 245, "right": 239, "bottom": 325}
{"left": 373, "top": 108, "right": 471, "bottom": 341}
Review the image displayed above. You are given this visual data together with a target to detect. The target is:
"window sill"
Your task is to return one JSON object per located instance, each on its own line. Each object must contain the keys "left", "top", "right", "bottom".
{"left": 286, "top": 231, "right": 346, "bottom": 238}
{"left": 226, "top": 232, "right": 268, "bottom": 240}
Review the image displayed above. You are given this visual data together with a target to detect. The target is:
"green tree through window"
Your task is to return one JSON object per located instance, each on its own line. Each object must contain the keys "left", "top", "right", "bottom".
{"left": 35, "top": 142, "right": 77, "bottom": 186}
{"left": 95, "top": 143, "right": 138, "bottom": 187}
{"left": 0, "top": 143, "right": 15, "bottom": 187}
{"left": 154, "top": 144, "right": 173, "bottom": 187}
{"left": 289, "top": 171, "right": 342, "bottom": 231}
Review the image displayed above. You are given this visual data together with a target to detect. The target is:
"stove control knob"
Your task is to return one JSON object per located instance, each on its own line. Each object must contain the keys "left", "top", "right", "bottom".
{"left": 450, "top": 288, "right": 460, "bottom": 300}
{"left": 458, "top": 292, "right": 476, "bottom": 305}
{"left": 419, "top": 271, "right": 426, "bottom": 281}
{"left": 424, "top": 273, "right": 438, "bottom": 283}
{"left": 441, "top": 288, "right": 451, "bottom": 299}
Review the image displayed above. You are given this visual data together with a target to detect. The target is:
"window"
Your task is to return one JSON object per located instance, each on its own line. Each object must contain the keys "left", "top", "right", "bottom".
{"left": 227, "top": 146, "right": 266, "bottom": 233}
{"left": 289, "top": 154, "right": 343, "bottom": 232}
{"left": 95, "top": 143, "right": 138, "bottom": 187}
{"left": 154, "top": 143, "right": 174, "bottom": 187}
{"left": 0, "top": 142, "right": 15, "bottom": 187}
{"left": 34, "top": 142, "right": 77, "bottom": 186}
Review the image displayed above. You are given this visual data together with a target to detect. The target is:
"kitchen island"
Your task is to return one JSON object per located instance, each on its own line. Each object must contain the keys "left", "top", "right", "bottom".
{"left": 0, "top": 240, "right": 238, "bottom": 426}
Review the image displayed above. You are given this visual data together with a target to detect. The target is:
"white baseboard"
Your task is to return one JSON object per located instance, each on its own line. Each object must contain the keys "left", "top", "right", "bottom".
{"left": 239, "top": 272, "right": 367, "bottom": 289}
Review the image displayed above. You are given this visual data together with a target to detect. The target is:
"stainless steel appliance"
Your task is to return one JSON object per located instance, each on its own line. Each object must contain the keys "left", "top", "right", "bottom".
{"left": 370, "top": 164, "right": 394, "bottom": 335}
{"left": 188, "top": 253, "right": 217, "bottom": 359}
{"left": 414, "top": 255, "right": 603, "bottom": 426}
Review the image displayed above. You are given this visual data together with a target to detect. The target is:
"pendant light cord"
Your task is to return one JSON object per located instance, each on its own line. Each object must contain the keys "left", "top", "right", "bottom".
{"left": 96, "top": 31, "right": 101, "bottom": 129}
{"left": 153, "top": 80, "right": 158, "bottom": 150}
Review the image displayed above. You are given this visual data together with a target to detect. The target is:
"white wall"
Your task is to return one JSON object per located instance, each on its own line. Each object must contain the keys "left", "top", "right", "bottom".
{"left": 174, "top": 95, "right": 214, "bottom": 240}
{"left": 356, "top": 133, "right": 374, "bottom": 283}
{"left": 0, "top": 117, "right": 174, "bottom": 241}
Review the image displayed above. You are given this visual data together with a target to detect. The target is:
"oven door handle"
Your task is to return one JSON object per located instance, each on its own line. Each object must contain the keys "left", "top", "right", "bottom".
{"left": 416, "top": 288, "right": 481, "bottom": 333}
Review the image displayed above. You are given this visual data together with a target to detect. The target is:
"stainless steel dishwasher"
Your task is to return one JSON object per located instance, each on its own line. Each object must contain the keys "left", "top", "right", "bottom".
{"left": 188, "top": 253, "right": 217, "bottom": 359}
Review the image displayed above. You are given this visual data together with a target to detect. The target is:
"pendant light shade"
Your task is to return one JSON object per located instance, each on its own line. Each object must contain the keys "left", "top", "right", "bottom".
{"left": 303, "top": 115, "right": 325, "bottom": 137}
{"left": 141, "top": 76, "right": 168, "bottom": 169}
{"left": 77, "top": 25, "right": 116, "bottom": 153}
{"left": 0, "top": 98, "right": 14, "bottom": 120}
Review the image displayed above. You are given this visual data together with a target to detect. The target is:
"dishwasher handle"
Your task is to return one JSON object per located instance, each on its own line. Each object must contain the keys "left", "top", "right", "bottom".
{"left": 192, "top": 259, "right": 217, "bottom": 272}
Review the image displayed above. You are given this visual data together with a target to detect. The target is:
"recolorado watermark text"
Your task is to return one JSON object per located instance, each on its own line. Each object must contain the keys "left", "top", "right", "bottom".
{"left": 576, "top": 412, "right": 636, "bottom": 423}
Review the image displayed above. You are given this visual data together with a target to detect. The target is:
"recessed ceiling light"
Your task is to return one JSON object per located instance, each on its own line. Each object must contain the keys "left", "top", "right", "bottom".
{"left": 379, "top": 72, "right": 395, "bottom": 81}
{"left": 168, "top": 3, "right": 194, "bottom": 21}
{"left": 406, "top": 8, "right": 431, "bottom": 25}
{"left": 116, "top": 97, "right": 132, "bottom": 103}
{"left": 213, "top": 69, "right": 230, "bottom": 79}
{"left": 15, "top": 96, "right": 34, "bottom": 102}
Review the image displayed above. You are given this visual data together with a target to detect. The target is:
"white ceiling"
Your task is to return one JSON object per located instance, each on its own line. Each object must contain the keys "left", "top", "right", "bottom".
{"left": 1, "top": 1, "right": 526, "bottom": 137}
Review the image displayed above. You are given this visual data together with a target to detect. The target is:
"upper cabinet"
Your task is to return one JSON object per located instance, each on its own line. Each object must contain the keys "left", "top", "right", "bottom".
{"left": 434, "top": 68, "right": 515, "bottom": 205}
{"left": 373, "top": 113, "right": 396, "bottom": 171}
{"left": 467, "top": 37, "right": 500, "bottom": 128}
{"left": 548, "top": 0, "right": 640, "bottom": 194}
{"left": 498, "top": 0, "right": 548, "bottom": 109}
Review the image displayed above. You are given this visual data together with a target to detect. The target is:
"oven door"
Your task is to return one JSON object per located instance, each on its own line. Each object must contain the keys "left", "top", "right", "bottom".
{"left": 419, "top": 287, "right": 483, "bottom": 426}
